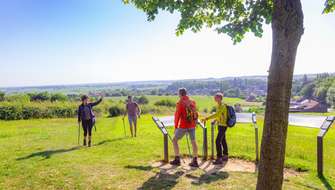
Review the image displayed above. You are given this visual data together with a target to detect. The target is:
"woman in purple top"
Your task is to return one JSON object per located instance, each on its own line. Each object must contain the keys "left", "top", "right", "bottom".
{"left": 78, "top": 94, "right": 103, "bottom": 147}
{"left": 123, "top": 96, "right": 141, "bottom": 137}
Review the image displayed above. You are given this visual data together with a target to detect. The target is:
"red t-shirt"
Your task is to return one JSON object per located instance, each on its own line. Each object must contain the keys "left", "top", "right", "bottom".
{"left": 174, "top": 96, "right": 197, "bottom": 129}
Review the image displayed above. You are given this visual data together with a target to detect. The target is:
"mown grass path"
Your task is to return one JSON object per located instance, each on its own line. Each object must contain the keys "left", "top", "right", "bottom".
{"left": 0, "top": 115, "right": 334, "bottom": 189}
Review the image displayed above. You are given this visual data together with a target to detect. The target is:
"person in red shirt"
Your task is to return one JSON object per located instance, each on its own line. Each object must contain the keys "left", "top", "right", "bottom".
{"left": 170, "top": 88, "right": 199, "bottom": 167}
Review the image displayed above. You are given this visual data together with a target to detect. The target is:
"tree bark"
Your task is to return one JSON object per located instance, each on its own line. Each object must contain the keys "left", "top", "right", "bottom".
{"left": 256, "top": 0, "right": 304, "bottom": 190}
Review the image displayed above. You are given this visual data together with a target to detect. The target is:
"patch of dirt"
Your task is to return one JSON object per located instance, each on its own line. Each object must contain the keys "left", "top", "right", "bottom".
{"left": 151, "top": 158, "right": 301, "bottom": 179}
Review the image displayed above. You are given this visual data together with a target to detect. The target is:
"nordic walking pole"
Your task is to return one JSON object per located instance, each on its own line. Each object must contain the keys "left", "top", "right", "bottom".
{"left": 78, "top": 122, "right": 80, "bottom": 145}
{"left": 122, "top": 117, "right": 126, "bottom": 137}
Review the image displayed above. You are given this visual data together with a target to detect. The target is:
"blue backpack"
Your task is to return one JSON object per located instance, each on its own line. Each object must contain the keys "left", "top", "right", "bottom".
{"left": 226, "top": 105, "right": 236, "bottom": 127}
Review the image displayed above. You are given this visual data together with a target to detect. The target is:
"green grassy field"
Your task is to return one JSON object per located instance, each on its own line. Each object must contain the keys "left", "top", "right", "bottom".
{"left": 0, "top": 115, "right": 334, "bottom": 190}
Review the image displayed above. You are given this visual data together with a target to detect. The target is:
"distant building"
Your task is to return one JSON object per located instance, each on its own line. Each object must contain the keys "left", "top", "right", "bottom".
{"left": 289, "top": 99, "right": 328, "bottom": 113}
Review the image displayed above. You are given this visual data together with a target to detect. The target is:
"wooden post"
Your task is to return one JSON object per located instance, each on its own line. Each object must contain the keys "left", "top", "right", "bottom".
{"left": 164, "top": 134, "right": 169, "bottom": 163}
{"left": 317, "top": 135, "right": 323, "bottom": 176}
{"left": 316, "top": 116, "right": 335, "bottom": 176}
{"left": 203, "top": 127, "right": 208, "bottom": 160}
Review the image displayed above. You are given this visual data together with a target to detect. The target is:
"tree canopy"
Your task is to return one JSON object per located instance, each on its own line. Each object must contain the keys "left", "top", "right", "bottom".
{"left": 124, "top": 0, "right": 334, "bottom": 43}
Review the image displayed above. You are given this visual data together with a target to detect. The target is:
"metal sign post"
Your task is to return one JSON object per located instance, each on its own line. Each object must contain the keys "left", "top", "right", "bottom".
{"left": 317, "top": 116, "right": 335, "bottom": 176}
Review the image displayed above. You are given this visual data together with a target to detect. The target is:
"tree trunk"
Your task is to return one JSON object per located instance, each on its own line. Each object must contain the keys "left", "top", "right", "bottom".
{"left": 256, "top": 0, "right": 304, "bottom": 190}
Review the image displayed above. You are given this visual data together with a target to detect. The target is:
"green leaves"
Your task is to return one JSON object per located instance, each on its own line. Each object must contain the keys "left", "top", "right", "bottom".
{"left": 323, "top": 0, "right": 335, "bottom": 13}
{"left": 124, "top": 0, "right": 273, "bottom": 44}
{"left": 124, "top": 0, "right": 334, "bottom": 43}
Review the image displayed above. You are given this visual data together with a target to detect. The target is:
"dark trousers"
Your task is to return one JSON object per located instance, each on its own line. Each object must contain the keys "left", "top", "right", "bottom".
{"left": 82, "top": 119, "right": 93, "bottom": 137}
{"left": 216, "top": 126, "right": 228, "bottom": 158}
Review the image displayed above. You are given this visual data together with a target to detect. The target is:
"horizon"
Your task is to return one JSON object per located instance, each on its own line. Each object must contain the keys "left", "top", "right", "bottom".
{"left": 0, "top": 72, "right": 329, "bottom": 89}
{"left": 1, "top": 0, "right": 335, "bottom": 87}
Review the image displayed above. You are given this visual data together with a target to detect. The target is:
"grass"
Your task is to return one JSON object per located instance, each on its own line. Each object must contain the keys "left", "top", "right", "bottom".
{"left": 0, "top": 115, "right": 334, "bottom": 189}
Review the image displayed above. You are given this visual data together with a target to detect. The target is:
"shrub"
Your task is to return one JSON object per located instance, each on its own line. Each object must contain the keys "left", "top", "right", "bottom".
{"left": 0, "top": 102, "right": 79, "bottom": 120}
{"left": 134, "top": 96, "right": 149, "bottom": 105}
{"left": 29, "top": 92, "right": 50, "bottom": 102}
{"left": 247, "top": 107, "right": 265, "bottom": 114}
{"left": 5, "top": 94, "right": 30, "bottom": 103}
{"left": 50, "top": 93, "right": 68, "bottom": 102}
{"left": 0, "top": 105, "right": 23, "bottom": 120}
{"left": 154, "top": 99, "right": 175, "bottom": 107}
{"left": 108, "top": 105, "right": 125, "bottom": 117}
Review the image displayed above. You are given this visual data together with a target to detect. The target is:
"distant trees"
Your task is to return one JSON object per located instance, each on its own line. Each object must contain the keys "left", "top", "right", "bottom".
{"left": 225, "top": 88, "right": 241, "bottom": 98}
{"left": 327, "top": 84, "right": 335, "bottom": 109}
{"left": 28, "top": 92, "right": 50, "bottom": 101}
{"left": 50, "top": 93, "right": 68, "bottom": 102}
{"left": 134, "top": 96, "right": 149, "bottom": 104}
{"left": 154, "top": 99, "right": 175, "bottom": 107}
{"left": 300, "top": 83, "right": 315, "bottom": 99}
{"left": 5, "top": 94, "right": 30, "bottom": 103}
{"left": 0, "top": 92, "right": 4, "bottom": 102}
{"left": 166, "top": 79, "right": 266, "bottom": 97}
{"left": 297, "top": 75, "right": 335, "bottom": 104}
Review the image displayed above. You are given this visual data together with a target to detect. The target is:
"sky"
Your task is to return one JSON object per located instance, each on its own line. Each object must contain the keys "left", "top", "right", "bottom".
{"left": 0, "top": 0, "right": 334, "bottom": 87}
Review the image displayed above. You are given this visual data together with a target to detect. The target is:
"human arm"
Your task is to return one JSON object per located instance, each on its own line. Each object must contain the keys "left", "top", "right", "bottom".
{"left": 174, "top": 102, "right": 181, "bottom": 129}
{"left": 136, "top": 103, "right": 141, "bottom": 118}
{"left": 201, "top": 112, "right": 218, "bottom": 123}
{"left": 90, "top": 96, "right": 103, "bottom": 107}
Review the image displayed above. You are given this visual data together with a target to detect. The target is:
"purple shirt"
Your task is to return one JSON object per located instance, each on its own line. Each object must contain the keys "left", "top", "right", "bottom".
{"left": 126, "top": 102, "right": 139, "bottom": 117}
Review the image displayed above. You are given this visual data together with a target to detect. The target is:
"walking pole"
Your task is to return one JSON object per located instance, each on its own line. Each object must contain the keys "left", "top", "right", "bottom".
{"left": 122, "top": 117, "right": 126, "bottom": 137}
{"left": 78, "top": 122, "right": 81, "bottom": 145}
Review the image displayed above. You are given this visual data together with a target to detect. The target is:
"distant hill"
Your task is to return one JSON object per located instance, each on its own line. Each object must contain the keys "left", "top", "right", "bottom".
{"left": 0, "top": 73, "right": 333, "bottom": 95}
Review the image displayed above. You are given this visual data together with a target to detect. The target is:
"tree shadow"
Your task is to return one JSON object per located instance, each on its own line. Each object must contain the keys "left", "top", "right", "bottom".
{"left": 318, "top": 174, "right": 333, "bottom": 190}
{"left": 125, "top": 164, "right": 183, "bottom": 190}
{"left": 138, "top": 171, "right": 184, "bottom": 190}
{"left": 186, "top": 171, "right": 229, "bottom": 185}
{"left": 16, "top": 146, "right": 80, "bottom": 160}
{"left": 186, "top": 163, "right": 229, "bottom": 185}
{"left": 125, "top": 165, "right": 153, "bottom": 171}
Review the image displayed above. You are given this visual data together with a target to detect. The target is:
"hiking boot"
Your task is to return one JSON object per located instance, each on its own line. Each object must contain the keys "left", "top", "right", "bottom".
{"left": 88, "top": 141, "right": 91, "bottom": 147}
{"left": 189, "top": 158, "right": 199, "bottom": 168}
{"left": 83, "top": 139, "right": 87, "bottom": 146}
{"left": 222, "top": 155, "right": 229, "bottom": 162}
{"left": 213, "top": 157, "right": 224, "bottom": 165}
{"left": 170, "top": 157, "right": 181, "bottom": 166}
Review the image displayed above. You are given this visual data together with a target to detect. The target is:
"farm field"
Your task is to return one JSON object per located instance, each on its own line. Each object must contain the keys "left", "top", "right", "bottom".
{"left": 0, "top": 115, "right": 334, "bottom": 190}
{"left": 109, "top": 95, "right": 263, "bottom": 112}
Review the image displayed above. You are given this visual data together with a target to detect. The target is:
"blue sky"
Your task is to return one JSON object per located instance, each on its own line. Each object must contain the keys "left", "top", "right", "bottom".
{"left": 0, "top": 0, "right": 334, "bottom": 87}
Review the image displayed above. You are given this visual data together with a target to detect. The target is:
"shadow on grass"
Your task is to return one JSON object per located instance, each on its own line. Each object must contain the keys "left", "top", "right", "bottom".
{"left": 126, "top": 164, "right": 184, "bottom": 190}
{"left": 125, "top": 165, "right": 153, "bottom": 171}
{"left": 126, "top": 162, "right": 230, "bottom": 189}
{"left": 138, "top": 171, "right": 184, "bottom": 190}
{"left": 186, "top": 171, "right": 229, "bottom": 186}
{"left": 94, "top": 137, "right": 130, "bottom": 146}
{"left": 16, "top": 146, "right": 80, "bottom": 160}
{"left": 318, "top": 174, "right": 333, "bottom": 190}
{"left": 186, "top": 163, "right": 229, "bottom": 185}
{"left": 95, "top": 137, "right": 130, "bottom": 146}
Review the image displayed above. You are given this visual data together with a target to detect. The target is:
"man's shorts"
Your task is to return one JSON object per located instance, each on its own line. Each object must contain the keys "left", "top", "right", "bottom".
{"left": 174, "top": 128, "right": 196, "bottom": 141}
{"left": 128, "top": 115, "right": 137, "bottom": 126}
